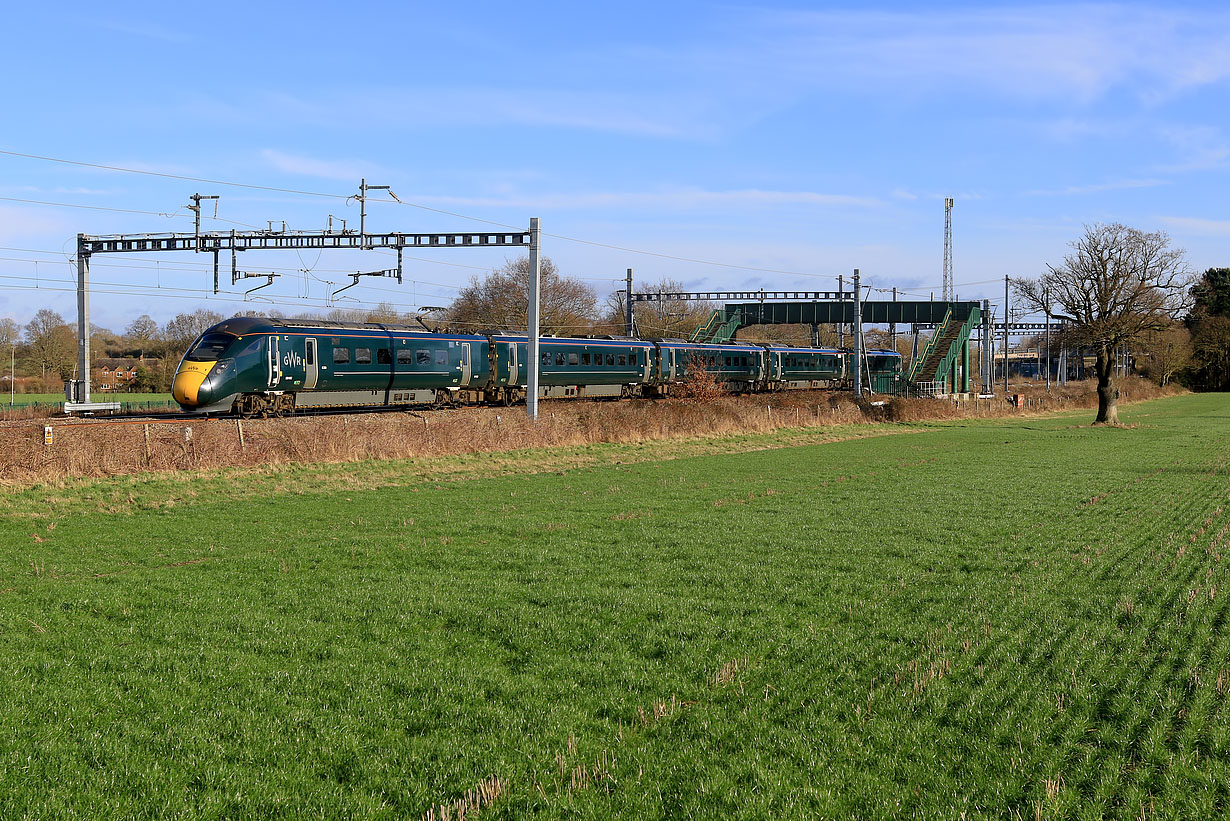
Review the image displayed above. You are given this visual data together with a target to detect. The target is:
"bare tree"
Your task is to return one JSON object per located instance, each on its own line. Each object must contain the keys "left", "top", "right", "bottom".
{"left": 0, "top": 318, "right": 20, "bottom": 353}
{"left": 161, "top": 310, "right": 224, "bottom": 350}
{"left": 605, "top": 278, "right": 715, "bottom": 339}
{"left": 1014, "top": 223, "right": 1189, "bottom": 424}
{"left": 1137, "top": 324, "right": 1192, "bottom": 387}
{"left": 364, "top": 302, "right": 402, "bottom": 324}
{"left": 449, "top": 256, "right": 596, "bottom": 335}
{"left": 125, "top": 315, "right": 159, "bottom": 342}
{"left": 25, "top": 309, "right": 75, "bottom": 381}
{"left": 0, "top": 318, "right": 20, "bottom": 394}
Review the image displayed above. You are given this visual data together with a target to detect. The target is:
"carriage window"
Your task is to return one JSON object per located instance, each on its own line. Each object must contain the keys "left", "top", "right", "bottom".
{"left": 568, "top": 353, "right": 579, "bottom": 365}
{"left": 416, "top": 350, "right": 431, "bottom": 365}
{"left": 555, "top": 352, "right": 566, "bottom": 366}
{"left": 397, "top": 348, "right": 413, "bottom": 364}
{"left": 333, "top": 347, "right": 350, "bottom": 364}
{"left": 435, "top": 350, "right": 448, "bottom": 365}
{"left": 606, "top": 353, "right": 615, "bottom": 366}
{"left": 581, "top": 353, "right": 590, "bottom": 365}
{"left": 355, "top": 348, "right": 372, "bottom": 364}
{"left": 542, "top": 352, "right": 552, "bottom": 366}
{"left": 377, "top": 348, "right": 391, "bottom": 364}
{"left": 724, "top": 356, "right": 731, "bottom": 366}
{"left": 305, "top": 343, "right": 315, "bottom": 366}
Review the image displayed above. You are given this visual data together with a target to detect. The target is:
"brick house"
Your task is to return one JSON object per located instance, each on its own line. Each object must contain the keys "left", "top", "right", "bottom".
{"left": 92, "top": 356, "right": 159, "bottom": 392}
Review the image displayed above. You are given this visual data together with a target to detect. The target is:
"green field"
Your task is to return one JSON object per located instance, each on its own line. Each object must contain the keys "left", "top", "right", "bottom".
{"left": 2, "top": 394, "right": 1229, "bottom": 818}
{"left": 4, "top": 392, "right": 174, "bottom": 407}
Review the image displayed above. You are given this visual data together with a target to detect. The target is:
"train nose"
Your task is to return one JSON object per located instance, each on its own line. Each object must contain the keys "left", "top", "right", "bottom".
{"left": 173, "top": 361, "right": 214, "bottom": 407}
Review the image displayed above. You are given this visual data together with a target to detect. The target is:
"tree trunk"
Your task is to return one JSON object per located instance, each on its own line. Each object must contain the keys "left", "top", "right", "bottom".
{"left": 1095, "top": 345, "right": 1118, "bottom": 424}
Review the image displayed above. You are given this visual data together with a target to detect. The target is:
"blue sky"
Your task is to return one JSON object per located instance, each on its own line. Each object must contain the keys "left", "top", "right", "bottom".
{"left": 1, "top": 0, "right": 1228, "bottom": 331}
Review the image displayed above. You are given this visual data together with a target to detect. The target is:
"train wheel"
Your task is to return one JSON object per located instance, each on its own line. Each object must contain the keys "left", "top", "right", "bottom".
{"left": 238, "top": 395, "right": 258, "bottom": 419}
{"left": 272, "top": 395, "right": 295, "bottom": 417}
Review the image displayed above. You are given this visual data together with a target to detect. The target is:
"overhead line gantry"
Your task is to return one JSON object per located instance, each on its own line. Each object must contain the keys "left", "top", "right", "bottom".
{"left": 67, "top": 190, "right": 537, "bottom": 415}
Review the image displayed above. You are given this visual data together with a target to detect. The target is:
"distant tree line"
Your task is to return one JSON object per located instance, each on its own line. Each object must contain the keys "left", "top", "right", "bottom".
{"left": 5, "top": 249, "right": 1229, "bottom": 400}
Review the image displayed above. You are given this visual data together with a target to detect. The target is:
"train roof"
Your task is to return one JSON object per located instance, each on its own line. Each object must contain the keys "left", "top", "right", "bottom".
{"left": 490, "top": 334, "right": 654, "bottom": 346}
{"left": 647, "top": 338, "right": 764, "bottom": 350}
{"left": 205, "top": 316, "right": 487, "bottom": 339}
{"left": 763, "top": 345, "right": 842, "bottom": 354}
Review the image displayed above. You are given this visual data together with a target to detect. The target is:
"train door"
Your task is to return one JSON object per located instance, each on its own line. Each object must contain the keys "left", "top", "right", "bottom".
{"left": 461, "top": 343, "right": 472, "bottom": 385}
{"left": 508, "top": 343, "right": 518, "bottom": 384}
{"left": 304, "top": 338, "right": 319, "bottom": 389}
{"left": 268, "top": 336, "right": 282, "bottom": 389}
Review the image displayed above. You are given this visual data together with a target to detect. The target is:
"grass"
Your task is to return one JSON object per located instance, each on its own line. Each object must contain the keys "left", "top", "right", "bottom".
{"left": 2, "top": 393, "right": 1229, "bottom": 817}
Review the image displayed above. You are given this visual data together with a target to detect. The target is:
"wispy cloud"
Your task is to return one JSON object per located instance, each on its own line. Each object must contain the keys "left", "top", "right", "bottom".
{"left": 1024, "top": 179, "right": 1170, "bottom": 196}
{"left": 741, "top": 5, "right": 1230, "bottom": 103}
{"left": 52, "top": 187, "right": 116, "bottom": 196}
{"left": 1156, "top": 125, "right": 1230, "bottom": 171}
{"left": 177, "top": 6, "right": 1230, "bottom": 144}
{"left": 408, "top": 187, "right": 880, "bottom": 211}
{"left": 88, "top": 20, "right": 187, "bottom": 44}
{"left": 0, "top": 205, "right": 74, "bottom": 239}
{"left": 250, "top": 89, "right": 717, "bottom": 140}
{"left": 1159, "top": 216, "right": 1230, "bottom": 236}
{"left": 260, "top": 149, "right": 382, "bottom": 182}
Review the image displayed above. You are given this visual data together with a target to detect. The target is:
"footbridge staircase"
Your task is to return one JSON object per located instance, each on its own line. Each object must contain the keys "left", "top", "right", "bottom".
{"left": 906, "top": 302, "right": 980, "bottom": 395}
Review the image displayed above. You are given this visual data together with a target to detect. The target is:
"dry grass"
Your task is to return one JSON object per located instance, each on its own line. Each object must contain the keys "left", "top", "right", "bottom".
{"left": 0, "top": 378, "right": 1183, "bottom": 485}
{"left": 421, "top": 776, "right": 506, "bottom": 821}
{"left": 883, "top": 376, "right": 1184, "bottom": 422}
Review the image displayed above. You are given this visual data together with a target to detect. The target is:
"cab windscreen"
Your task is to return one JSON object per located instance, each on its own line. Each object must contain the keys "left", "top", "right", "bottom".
{"left": 184, "top": 332, "right": 236, "bottom": 361}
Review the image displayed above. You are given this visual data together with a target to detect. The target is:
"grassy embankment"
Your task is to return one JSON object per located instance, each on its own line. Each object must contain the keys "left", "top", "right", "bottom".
{"left": 1, "top": 393, "right": 1228, "bottom": 818}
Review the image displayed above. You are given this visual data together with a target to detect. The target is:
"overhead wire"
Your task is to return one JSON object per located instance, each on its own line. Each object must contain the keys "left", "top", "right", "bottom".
{"left": 0, "top": 271, "right": 447, "bottom": 315}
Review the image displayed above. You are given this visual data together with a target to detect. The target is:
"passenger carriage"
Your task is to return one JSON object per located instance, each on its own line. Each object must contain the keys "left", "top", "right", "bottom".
{"left": 172, "top": 316, "right": 907, "bottom": 416}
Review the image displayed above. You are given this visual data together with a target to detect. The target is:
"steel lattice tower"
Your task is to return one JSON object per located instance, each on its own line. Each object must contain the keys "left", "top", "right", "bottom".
{"left": 943, "top": 197, "right": 954, "bottom": 302}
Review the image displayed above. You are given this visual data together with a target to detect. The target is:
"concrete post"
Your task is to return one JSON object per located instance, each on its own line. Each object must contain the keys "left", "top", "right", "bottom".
{"left": 1003, "top": 276, "right": 1010, "bottom": 395}
{"left": 527, "top": 217, "right": 541, "bottom": 420}
{"left": 75, "top": 236, "right": 90, "bottom": 404}
{"left": 981, "top": 299, "right": 991, "bottom": 394}
{"left": 852, "top": 269, "right": 862, "bottom": 399}
{"left": 837, "top": 275, "right": 845, "bottom": 348}
{"left": 625, "top": 268, "right": 634, "bottom": 336}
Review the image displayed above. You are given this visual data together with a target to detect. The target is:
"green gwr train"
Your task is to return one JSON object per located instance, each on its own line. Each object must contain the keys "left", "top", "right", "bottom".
{"left": 172, "top": 316, "right": 902, "bottom": 415}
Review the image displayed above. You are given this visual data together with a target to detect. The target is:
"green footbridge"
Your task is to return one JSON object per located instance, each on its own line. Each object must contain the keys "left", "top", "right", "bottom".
{"left": 689, "top": 299, "right": 982, "bottom": 394}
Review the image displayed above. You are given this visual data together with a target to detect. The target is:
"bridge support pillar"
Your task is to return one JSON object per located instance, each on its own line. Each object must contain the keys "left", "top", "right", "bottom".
{"left": 961, "top": 337, "right": 971, "bottom": 393}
